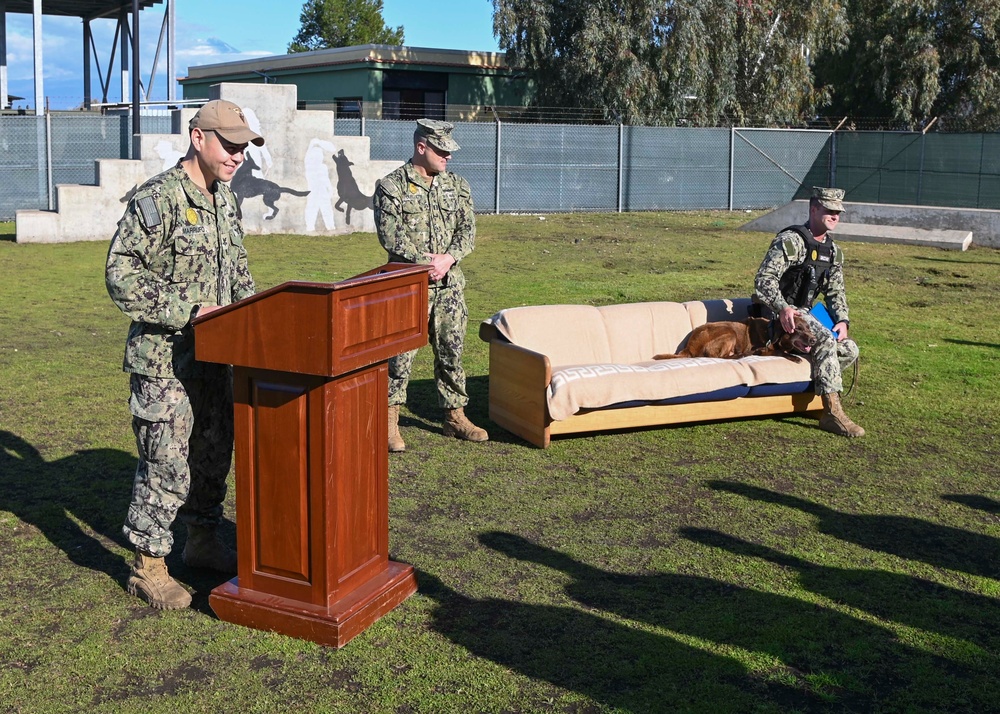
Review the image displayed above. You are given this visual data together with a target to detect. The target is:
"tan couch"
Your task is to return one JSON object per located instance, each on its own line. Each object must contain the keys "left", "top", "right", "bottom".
{"left": 479, "top": 298, "right": 822, "bottom": 447}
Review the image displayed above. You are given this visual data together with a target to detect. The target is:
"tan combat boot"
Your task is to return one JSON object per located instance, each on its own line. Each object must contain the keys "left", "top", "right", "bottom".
{"left": 128, "top": 550, "right": 192, "bottom": 610}
{"left": 182, "top": 525, "right": 238, "bottom": 574}
{"left": 819, "top": 392, "right": 865, "bottom": 437}
{"left": 443, "top": 407, "right": 489, "bottom": 442}
{"left": 388, "top": 405, "right": 406, "bottom": 453}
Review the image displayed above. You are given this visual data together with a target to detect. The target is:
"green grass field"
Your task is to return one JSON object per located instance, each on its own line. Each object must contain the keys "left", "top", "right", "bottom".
{"left": 1, "top": 212, "right": 999, "bottom": 713}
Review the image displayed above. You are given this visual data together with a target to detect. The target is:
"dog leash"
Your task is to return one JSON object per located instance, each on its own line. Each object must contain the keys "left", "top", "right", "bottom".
{"left": 843, "top": 355, "right": 859, "bottom": 402}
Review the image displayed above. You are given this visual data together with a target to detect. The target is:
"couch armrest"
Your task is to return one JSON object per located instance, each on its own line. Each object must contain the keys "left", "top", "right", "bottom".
{"left": 487, "top": 339, "right": 552, "bottom": 448}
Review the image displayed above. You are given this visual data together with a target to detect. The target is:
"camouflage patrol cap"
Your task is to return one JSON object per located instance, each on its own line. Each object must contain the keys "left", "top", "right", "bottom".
{"left": 189, "top": 100, "right": 265, "bottom": 147}
{"left": 812, "top": 186, "right": 845, "bottom": 212}
{"left": 416, "top": 118, "right": 460, "bottom": 152}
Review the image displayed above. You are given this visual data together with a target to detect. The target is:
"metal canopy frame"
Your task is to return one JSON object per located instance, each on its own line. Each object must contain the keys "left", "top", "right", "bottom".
{"left": 0, "top": 0, "right": 174, "bottom": 113}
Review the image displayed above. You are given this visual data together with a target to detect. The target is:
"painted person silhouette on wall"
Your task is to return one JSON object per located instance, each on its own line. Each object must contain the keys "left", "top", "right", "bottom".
{"left": 303, "top": 138, "right": 337, "bottom": 231}
{"left": 241, "top": 107, "right": 272, "bottom": 179}
{"left": 155, "top": 140, "right": 184, "bottom": 171}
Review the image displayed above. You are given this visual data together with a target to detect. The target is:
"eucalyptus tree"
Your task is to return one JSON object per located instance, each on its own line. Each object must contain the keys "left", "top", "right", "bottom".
{"left": 815, "top": 0, "right": 1000, "bottom": 129}
{"left": 491, "top": 0, "right": 848, "bottom": 126}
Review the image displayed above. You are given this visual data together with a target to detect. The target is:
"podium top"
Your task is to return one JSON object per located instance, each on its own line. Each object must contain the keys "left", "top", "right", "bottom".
{"left": 194, "top": 263, "right": 430, "bottom": 377}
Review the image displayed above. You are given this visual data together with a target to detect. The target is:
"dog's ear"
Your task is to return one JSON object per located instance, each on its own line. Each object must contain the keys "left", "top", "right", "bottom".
{"left": 774, "top": 332, "right": 796, "bottom": 357}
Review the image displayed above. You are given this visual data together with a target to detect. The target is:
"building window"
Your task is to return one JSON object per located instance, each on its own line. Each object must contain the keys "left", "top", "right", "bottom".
{"left": 382, "top": 70, "right": 447, "bottom": 121}
{"left": 336, "top": 98, "right": 362, "bottom": 118}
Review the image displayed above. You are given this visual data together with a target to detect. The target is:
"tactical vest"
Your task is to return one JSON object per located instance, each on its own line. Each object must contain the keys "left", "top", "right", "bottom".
{"left": 777, "top": 224, "right": 835, "bottom": 308}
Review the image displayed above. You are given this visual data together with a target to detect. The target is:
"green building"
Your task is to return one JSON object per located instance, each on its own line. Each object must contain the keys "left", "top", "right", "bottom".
{"left": 179, "top": 44, "right": 531, "bottom": 121}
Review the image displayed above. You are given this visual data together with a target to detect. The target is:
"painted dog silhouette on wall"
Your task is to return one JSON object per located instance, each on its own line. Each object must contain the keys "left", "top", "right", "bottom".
{"left": 332, "top": 150, "right": 373, "bottom": 225}
{"left": 231, "top": 154, "right": 309, "bottom": 220}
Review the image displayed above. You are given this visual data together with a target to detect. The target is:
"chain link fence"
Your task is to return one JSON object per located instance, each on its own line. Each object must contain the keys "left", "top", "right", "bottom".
{"left": 360, "top": 120, "right": 834, "bottom": 213}
{"left": 2, "top": 109, "right": 1000, "bottom": 221}
{"left": 0, "top": 112, "right": 170, "bottom": 219}
{"left": 835, "top": 132, "right": 1000, "bottom": 209}
{"left": 350, "top": 119, "right": 1000, "bottom": 214}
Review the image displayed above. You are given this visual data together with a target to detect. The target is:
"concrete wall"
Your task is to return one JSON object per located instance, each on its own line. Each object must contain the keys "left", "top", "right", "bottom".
{"left": 15, "top": 83, "right": 402, "bottom": 243}
{"left": 742, "top": 199, "right": 1000, "bottom": 249}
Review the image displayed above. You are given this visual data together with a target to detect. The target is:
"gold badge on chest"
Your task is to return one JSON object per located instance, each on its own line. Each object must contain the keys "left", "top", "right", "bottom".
{"left": 186, "top": 208, "right": 199, "bottom": 225}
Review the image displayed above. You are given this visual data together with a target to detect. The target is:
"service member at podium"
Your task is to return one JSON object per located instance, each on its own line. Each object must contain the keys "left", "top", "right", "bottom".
{"left": 374, "top": 119, "right": 489, "bottom": 453}
{"left": 105, "top": 100, "right": 264, "bottom": 609}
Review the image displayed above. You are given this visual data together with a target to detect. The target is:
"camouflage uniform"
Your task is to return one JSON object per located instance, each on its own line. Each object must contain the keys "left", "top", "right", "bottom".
{"left": 374, "top": 160, "right": 476, "bottom": 409}
{"left": 106, "top": 163, "right": 255, "bottom": 557}
{"left": 754, "top": 228, "right": 859, "bottom": 395}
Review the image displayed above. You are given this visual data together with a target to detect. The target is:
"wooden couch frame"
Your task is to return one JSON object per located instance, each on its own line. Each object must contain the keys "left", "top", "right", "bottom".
{"left": 486, "top": 338, "right": 823, "bottom": 448}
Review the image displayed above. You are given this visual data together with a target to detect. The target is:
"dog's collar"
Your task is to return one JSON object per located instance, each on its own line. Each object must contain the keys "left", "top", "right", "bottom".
{"left": 765, "top": 318, "right": 781, "bottom": 348}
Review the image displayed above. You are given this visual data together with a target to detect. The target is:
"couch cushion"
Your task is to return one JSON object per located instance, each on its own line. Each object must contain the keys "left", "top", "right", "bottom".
{"left": 597, "top": 302, "right": 694, "bottom": 363}
{"left": 485, "top": 301, "right": 700, "bottom": 366}
{"left": 486, "top": 304, "right": 613, "bottom": 366}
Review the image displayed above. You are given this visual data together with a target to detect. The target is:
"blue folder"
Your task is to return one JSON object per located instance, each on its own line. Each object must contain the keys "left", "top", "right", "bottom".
{"left": 809, "top": 302, "right": 838, "bottom": 336}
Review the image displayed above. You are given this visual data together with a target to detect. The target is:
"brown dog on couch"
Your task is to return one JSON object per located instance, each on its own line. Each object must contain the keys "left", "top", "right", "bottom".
{"left": 653, "top": 313, "right": 815, "bottom": 360}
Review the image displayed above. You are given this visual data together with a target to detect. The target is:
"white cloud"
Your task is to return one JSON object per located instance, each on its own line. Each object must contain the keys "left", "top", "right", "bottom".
{"left": 3, "top": 8, "right": 288, "bottom": 108}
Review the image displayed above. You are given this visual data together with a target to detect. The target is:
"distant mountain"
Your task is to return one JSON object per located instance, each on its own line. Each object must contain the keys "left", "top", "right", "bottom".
{"left": 203, "top": 37, "right": 243, "bottom": 54}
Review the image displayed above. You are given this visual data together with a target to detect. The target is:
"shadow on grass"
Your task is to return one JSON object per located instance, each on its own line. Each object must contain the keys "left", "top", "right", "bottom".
{"left": 416, "top": 566, "right": 816, "bottom": 713}
{"left": 942, "top": 494, "right": 1000, "bottom": 514}
{"left": 942, "top": 338, "right": 1000, "bottom": 350}
{"left": 0, "top": 430, "right": 133, "bottom": 580}
{"left": 469, "top": 531, "right": 1000, "bottom": 711}
{"left": 914, "top": 255, "right": 1000, "bottom": 267}
{"left": 682, "top": 527, "right": 1000, "bottom": 654}
{"left": 709, "top": 480, "right": 1000, "bottom": 579}
{"left": 0, "top": 430, "right": 232, "bottom": 611}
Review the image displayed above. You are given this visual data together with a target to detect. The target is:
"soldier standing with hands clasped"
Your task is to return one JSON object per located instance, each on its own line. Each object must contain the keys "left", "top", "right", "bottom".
{"left": 106, "top": 100, "right": 264, "bottom": 609}
{"left": 753, "top": 186, "right": 865, "bottom": 437}
{"left": 374, "top": 119, "right": 488, "bottom": 452}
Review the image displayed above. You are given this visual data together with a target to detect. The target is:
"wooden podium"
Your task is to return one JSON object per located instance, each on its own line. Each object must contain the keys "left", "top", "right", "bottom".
{"left": 192, "top": 263, "right": 428, "bottom": 648}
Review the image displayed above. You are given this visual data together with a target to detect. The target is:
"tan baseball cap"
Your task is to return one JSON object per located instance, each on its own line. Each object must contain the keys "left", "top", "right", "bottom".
{"left": 189, "top": 100, "right": 265, "bottom": 146}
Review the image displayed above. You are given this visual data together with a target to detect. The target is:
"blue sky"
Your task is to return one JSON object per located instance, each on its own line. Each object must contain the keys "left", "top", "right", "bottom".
{"left": 3, "top": 0, "right": 500, "bottom": 109}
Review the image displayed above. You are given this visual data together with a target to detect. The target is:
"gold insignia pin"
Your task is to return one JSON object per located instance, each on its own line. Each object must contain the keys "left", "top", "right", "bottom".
{"left": 186, "top": 208, "right": 199, "bottom": 225}
{"left": 409, "top": 184, "right": 418, "bottom": 194}
{"left": 811, "top": 249, "right": 818, "bottom": 261}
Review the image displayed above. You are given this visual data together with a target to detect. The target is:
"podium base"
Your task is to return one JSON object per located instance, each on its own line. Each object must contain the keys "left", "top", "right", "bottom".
{"left": 209, "top": 561, "right": 418, "bottom": 648}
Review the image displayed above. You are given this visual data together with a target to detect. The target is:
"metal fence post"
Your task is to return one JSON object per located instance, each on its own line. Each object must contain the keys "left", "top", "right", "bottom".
{"left": 45, "top": 110, "right": 53, "bottom": 209}
{"left": 492, "top": 107, "right": 501, "bottom": 215}
{"left": 617, "top": 122, "right": 624, "bottom": 213}
{"left": 830, "top": 130, "right": 837, "bottom": 188}
{"left": 728, "top": 127, "right": 735, "bottom": 211}
{"left": 917, "top": 133, "right": 926, "bottom": 205}
{"left": 977, "top": 132, "right": 986, "bottom": 209}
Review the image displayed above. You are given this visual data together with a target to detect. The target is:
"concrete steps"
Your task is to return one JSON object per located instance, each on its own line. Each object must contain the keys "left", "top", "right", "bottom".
{"left": 834, "top": 222, "right": 973, "bottom": 251}
{"left": 16, "top": 159, "right": 148, "bottom": 243}
{"left": 742, "top": 199, "right": 998, "bottom": 250}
